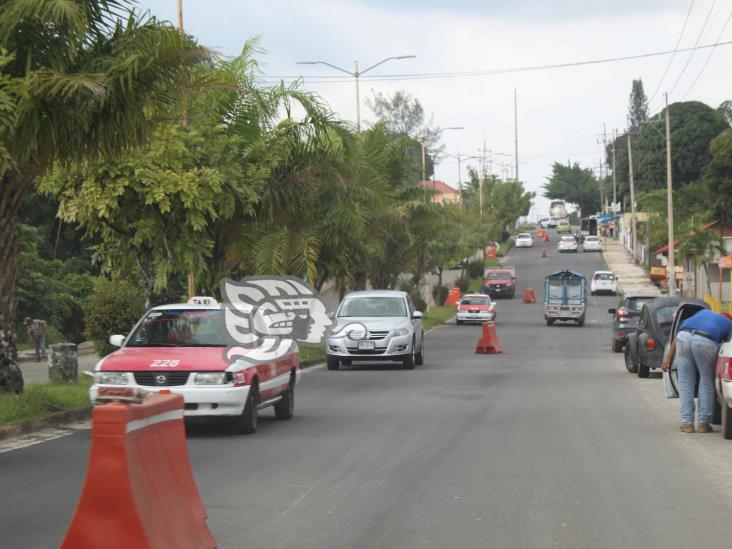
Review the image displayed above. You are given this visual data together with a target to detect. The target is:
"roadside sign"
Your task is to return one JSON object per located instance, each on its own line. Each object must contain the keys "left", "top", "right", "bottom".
{"left": 682, "top": 272, "right": 694, "bottom": 290}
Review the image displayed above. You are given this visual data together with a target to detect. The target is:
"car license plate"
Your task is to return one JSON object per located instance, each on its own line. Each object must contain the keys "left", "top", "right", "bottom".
{"left": 470, "top": 309, "right": 479, "bottom": 314}
{"left": 358, "top": 340, "right": 375, "bottom": 350}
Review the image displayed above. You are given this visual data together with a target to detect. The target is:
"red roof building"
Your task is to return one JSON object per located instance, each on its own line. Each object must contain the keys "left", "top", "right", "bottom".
{"left": 419, "top": 180, "right": 460, "bottom": 205}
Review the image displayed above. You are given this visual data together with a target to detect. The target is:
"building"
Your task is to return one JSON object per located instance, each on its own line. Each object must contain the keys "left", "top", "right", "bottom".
{"left": 419, "top": 180, "right": 460, "bottom": 205}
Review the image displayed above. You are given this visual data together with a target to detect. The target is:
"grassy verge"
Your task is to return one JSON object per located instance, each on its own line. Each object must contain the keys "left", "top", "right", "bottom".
{"left": 300, "top": 346, "right": 326, "bottom": 363}
{"left": 0, "top": 378, "right": 92, "bottom": 427}
{"left": 422, "top": 305, "right": 457, "bottom": 330}
{"left": 467, "top": 276, "right": 484, "bottom": 293}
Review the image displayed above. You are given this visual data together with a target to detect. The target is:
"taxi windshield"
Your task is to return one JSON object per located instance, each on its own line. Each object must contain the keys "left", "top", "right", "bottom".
{"left": 127, "top": 309, "right": 227, "bottom": 347}
{"left": 486, "top": 272, "right": 510, "bottom": 280}
{"left": 338, "top": 297, "right": 407, "bottom": 317}
{"left": 462, "top": 296, "right": 492, "bottom": 306}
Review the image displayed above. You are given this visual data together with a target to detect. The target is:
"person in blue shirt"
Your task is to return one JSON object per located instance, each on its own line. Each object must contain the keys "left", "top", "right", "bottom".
{"left": 662, "top": 310, "right": 732, "bottom": 433}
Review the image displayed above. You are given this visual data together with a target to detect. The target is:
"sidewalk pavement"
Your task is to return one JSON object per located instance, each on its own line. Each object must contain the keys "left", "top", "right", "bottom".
{"left": 601, "top": 237, "right": 662, "bottom": 296}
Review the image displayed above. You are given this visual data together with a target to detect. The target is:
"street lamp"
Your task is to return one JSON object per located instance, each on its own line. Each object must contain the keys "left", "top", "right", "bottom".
{"left": 296, "top": 55, "right": 416, "bottom": 131}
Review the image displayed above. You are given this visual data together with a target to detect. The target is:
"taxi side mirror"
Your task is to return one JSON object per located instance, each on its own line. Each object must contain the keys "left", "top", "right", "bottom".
{"left": 109, "top": 334, "right": 125, "bottom": 347}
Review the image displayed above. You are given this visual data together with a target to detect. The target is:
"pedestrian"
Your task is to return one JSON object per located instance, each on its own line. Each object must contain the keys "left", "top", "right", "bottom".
{"left": 24, "top": 317, "right": 48, "bottom": 362}
{"left": 661, "top": 310, "right": 732, "bottom": 433}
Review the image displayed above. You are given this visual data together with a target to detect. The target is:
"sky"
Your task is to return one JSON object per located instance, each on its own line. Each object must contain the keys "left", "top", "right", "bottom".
{"left": 141, "top": 0, "right": 732, "bottom": 219}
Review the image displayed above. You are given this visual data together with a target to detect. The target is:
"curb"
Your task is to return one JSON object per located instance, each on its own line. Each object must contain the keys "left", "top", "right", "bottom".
{"left": 0, "top": 407, "right": 92, "bottom": 442}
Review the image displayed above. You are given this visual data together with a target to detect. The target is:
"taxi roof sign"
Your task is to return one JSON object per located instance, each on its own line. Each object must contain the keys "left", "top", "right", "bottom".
{"left": 187, "top": 296, "right": 218, "bottom": 305}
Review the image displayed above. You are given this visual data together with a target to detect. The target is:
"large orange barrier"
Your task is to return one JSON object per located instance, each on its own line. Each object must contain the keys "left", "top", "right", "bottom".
{"left": 444, "top": 287, "right": 461, "bottom": 307}
{"left": 61, "top": 392, "right": 216, "bottom": 549}
{"left": 523, "top": 288, "right": 537, "bottom": 303}
{"left": 485, "top": 245, "right": 497, "bottom": 258}
{"left": 475, "top": 321, "right": 502, "bottom": 354}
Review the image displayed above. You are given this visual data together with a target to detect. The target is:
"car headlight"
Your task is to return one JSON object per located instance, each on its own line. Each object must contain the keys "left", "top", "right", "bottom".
{"left": 193, "top": 372, "right": 227, "bottom": 385}
{"left": 393, "top": 327, "right": 411, "bottom": 337}
{"left": 94, "top": 372, "right": 129, "bottom": 385}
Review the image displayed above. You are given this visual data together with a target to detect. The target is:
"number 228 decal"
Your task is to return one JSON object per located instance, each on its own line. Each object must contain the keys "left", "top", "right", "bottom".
{"left": 149, "top": 359, "right": 180, "bottom": 368}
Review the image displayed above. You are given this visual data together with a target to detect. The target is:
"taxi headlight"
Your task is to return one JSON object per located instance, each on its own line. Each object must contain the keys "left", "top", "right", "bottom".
{"left": 392, "top": 327, "right": 411, "bottom": 337}
{"left": 94, "top": 372, "right": 128, "bottom": 385}
{"left": 194, "top": 372, "right": 227, "bottom": 385}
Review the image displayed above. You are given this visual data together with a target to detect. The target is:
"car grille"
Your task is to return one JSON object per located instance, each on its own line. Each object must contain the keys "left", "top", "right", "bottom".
{"left": 367, "top": 330, "right": 389, "bottom": 340}
{"left": 133, "top": 372, "right": 190, "bottom": 386}
{"left": 347, "top": 348, "right": 386, "bottom": 355}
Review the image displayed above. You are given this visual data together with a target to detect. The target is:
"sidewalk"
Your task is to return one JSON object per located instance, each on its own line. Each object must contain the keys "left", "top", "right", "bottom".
{"left": 601, "top": 238, "right": 662, "bottom": 296}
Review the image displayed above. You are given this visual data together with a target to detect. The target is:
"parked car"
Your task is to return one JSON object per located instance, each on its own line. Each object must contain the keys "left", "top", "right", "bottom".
{"left": 590, "top": 270, "right": 617, "bottom": 295}
{"left": 514, "top": 233, "right": 534, "bottom": 248}
{"left": 624, "top": 297, "right": 707, "bottom": 378}
{"left": 716, "top": 336, "right": 732, "bottom": 439}
{"left": 607, "top": 294, "right": 660, "bottom": 352}
{"left": 557, "top": 220, "right": 572, "bottom": 233}
{"left": 456, "top": 293, "right": 496, "bottom": 325}
{"left": 483, "top": 269, "right": 516, "bottom": 298}
{"left": 546, "top": 216, "right": 560, "bottom": 228}
{"left": 582, "top": 235, "right": 602, "bottom": 252}
{"left": 557, "top": 235, "right": 578, "bottom": 253}
{"left": 325, "top": 290, "right": 424, "bottom": 370}
{"left": 89, "top": 296, "right": 300, "bottom": 435}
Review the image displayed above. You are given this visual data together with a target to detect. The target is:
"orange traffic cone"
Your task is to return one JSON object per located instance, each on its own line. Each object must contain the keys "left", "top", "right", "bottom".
{"left": 543, "top": 232, "right": 549, "bottom": 242}
{"left": 522, "top": 288, "right": 537, "bottom": 303}
{"left": 444, "top": 287, "right": 461, "bottom": 307}
{"left": 475, "top": 321, "right": 502, "bottom": 354}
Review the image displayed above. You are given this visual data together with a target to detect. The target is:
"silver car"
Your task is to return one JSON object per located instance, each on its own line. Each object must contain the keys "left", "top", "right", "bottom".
{"left": 325, "top": 290, "right": 424, "bottom": 370}
{"left": 583, "top": 235, "right": 602, "bottom": 252}
{"left": 558, "top": 235, "right": 578, "bottom": 252}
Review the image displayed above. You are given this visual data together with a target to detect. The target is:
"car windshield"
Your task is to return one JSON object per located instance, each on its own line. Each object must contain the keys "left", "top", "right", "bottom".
{"left": 127, "top": 309, "right": 227, "bottom": 347}
{"left": 462, "top": 296, "right": 492, "bottom": 306}
{"left": 594, "top": 273, "right": 613, "bottom": 281}
{"left": 626, "top": 297, "right": 655, "bottom": 313}
{"left": 338, "top": 297, "right": 407, "bottom": 317}
{"left": 486, "top": 272, "right": 510, "bottom": 280}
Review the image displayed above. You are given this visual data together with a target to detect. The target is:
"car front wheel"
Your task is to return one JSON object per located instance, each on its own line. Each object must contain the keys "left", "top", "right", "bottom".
{"left": 403, "top": 342, "right": 416, "bottom": 370}
{"left": 415, "top": 337, "right": 424, "bottom": 366}
{"left": 234, "top": 384, "right": 258, "bottom": 434}
{"left": 327, "top": 357, "right": 340, "bottom": 370}
{"left": 612, "top": 338, "right": 623, "bottom": 353}
{"left": 274, "top": 380, "right": 294, "bottom": 420}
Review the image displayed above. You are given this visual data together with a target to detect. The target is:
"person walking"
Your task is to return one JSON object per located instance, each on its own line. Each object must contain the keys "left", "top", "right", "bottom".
{"left": 24, "top": 317, "right": 48, "bottom": 362}
{"left": 662, "top": 310, "right": 732, "bottom": 433}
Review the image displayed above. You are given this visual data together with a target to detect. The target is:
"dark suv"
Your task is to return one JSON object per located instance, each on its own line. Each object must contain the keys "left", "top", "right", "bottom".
{"left": 607, "top": 294, "right": 659, "bottom": 352}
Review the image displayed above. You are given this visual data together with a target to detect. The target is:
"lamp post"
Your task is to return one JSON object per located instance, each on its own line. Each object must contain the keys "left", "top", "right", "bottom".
{"left": 297, "top": 55, "right": 416, "bottom": 131}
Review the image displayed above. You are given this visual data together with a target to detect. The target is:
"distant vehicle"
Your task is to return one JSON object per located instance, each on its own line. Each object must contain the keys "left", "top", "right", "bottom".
{"left": 546, "top": 216, "right": 560, "bottom": 228}
{"left": 514, "top": 233, "right": 534, "bottom": 248}
{"left": 590, "top": 270, "right": 617, "bottom": 296}
{"left": 716, "top": 335, "right": 732, "bottom": 438}
{"left": 483, "top": 268, "right": 516, "bottom": 299}
{"left": 582, "top": 235, "right": 602, "bottom": 252}
{"left": 558, "top": 235, "right": 578, "bottom": 252}
{"left": 539, "top": 218, "right": 550, "bottom": 229}
{"left": 557, "top": 220, "right": 571, "bottom": 233}
{"left": 581, "top": 217, "right": 598, "bottom": 237}
{"left": 325, "top": 290, "right": 424, "bottom": 370}
{"left": 607, "top": 294, "right": 659, "bottom": 352}
{"left": 456, "top": 294, "right": 497, "bottom": 325}
{"left": 550, "top": 200, "right": 568, "bottom": 219}
{"left": 624, "top": 297, "right": 707, "bottom": 378}
{"left": 544, "top": 270, "right": 586, "bottom": 326}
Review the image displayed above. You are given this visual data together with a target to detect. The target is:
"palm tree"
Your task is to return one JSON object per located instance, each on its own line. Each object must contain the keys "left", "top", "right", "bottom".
{"left": 0, "top": 0, "right": 207, "bottom": 392}
{"left": 679, "top": 226, "right": 726, "bottom": 297}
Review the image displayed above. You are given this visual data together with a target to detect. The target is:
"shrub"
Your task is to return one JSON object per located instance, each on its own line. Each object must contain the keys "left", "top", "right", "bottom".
{"left": 410, "top": 292, "right": 427, "bottom": 313}
{"left": 83, "top": 278, "right": 146, "bottom": 356}
{"left": 454, "top": 277, "right": 470, "bottom": 293}
{"left": 432, "top": 285, "right": 449, "bottom": 306}
{"left": 467, "top": 260, "right": 485, "bottom": 279}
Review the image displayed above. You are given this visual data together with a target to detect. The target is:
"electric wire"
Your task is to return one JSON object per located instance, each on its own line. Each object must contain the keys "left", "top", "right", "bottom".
{"left": 648, "top": 0, "right": 696, "bottom": 106}
{"left": 262, "top": 40, "right": 732, "bottom": 85}
{"left": 681, "top": 6, "right": 732, "bottom": 99}
{"left": 667, "top": 0, "right": 718, "bottom": 98}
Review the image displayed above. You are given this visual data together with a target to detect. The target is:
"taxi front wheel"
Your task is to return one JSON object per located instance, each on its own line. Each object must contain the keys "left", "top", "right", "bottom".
{"left": 234, "top": 385, "right": 258, "bottom": 435}
{"left": 274, "top": 381, "right": 294, "bottom": 420}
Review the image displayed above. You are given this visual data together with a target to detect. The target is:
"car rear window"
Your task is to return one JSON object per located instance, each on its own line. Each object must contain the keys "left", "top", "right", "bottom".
{"left": 585, "top": 237, "right": 600, "bottom": 242}
{"left": 656, "top": 306, "right": 677, "bottom": 329}
{"left": 594, "top": 273, "right": 613, "bottom": 281}
{"left": 128, "top": 309, "right": 227, "bottom": 347}
{"left": 626, "top": 297, "right": 655, "bottom": 313}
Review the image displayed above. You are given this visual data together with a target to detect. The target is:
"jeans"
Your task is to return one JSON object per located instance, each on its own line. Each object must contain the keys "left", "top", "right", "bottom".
{"left": 33, "top": 335, "right": 46, "bottom": 361}
{"left": 675, "top": 330, "right": 718, "bottom": 424}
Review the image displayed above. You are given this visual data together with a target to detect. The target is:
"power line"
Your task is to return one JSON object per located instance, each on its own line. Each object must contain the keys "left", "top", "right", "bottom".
{"left": 667, "top": 0, "right": 718, "bottom": 98}
{"left": 648, "top": 0, "right": 696, "bottom": 106}
{"left": 264, "top": 39, "right": 732, "bottom": 85}
{"left": 681, "top": 6, "right": 732, "bottom": 99}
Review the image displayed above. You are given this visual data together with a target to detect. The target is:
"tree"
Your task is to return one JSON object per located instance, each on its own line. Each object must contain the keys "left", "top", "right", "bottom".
{"left": 678, "top": 227, "right": 727, "bottom": 296}
{"left": 0, "top": 0, "right": 207, "bottom": 392}
{"left": 703, "top": 128, "right": 732, "bottom": 212}
{"left": 628, "top": 79, "right": 649, "bottom": 131}
{"left": 543, "top": 162, "right": 600, "bottom": 216}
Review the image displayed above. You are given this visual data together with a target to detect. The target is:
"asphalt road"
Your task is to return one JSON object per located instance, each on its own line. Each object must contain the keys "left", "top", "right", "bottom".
{"left": 3, "top": 234, "right": 732, "bottom": 548}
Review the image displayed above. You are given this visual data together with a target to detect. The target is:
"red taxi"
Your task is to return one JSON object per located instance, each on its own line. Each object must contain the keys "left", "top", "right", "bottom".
{"left": 455, "top": 293, "right": 496, "bottom": 325}
{"left": 90, "top": 297, "right": 300, "bottom": 434}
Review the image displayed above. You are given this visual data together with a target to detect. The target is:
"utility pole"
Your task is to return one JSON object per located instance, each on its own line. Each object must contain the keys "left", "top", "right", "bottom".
{"left": 514, "top": 89, "right": 519, "bottom": 181}
{"left": 457, "top": 151, "right": 462, "bottom": 203}
{"left": 665, "top": 93, "right": 676, "bottom": 297}
{"left": 421, "top": 139, "right": 426, "bottom": 183}
{"left": 354, "top": 61, "right": 361, "bottom": 132}
{"left": 627, "top": 132, "right": 637, "bottom": 263}
{"left": 177, "top": 0, "right": 184, "bottom": 34}
{"left": 611, "top": 128, "right": 618, "bottom": 214}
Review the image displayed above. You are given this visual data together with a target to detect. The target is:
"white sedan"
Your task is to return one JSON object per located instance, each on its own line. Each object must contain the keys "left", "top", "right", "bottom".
{"left": 514, "top": 233, "right": 534, "bottom": 248}
{"left": 583, "top": 235, "right": 602, "bottom": 252}
{"left": 590, "top": 270, "right": 618, "bottom": 295}
{"left": 557, "top": 235, "right": 578, "bottom": 253}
